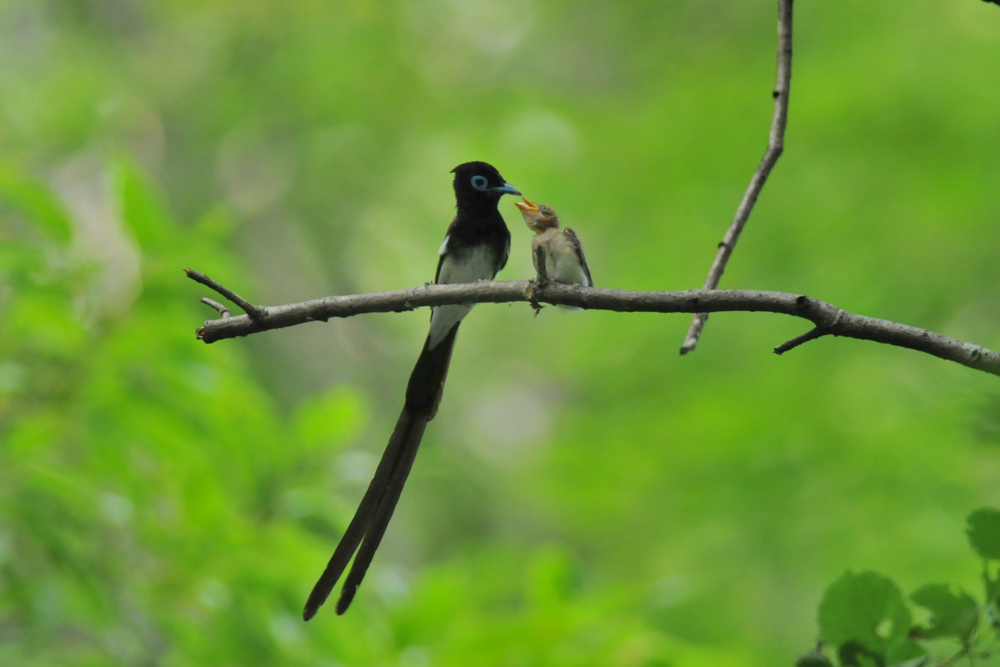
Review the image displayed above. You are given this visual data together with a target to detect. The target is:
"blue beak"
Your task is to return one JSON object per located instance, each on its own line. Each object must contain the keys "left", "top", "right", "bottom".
{"left": 491, "top": 182, "right": 522, "bottom": 197}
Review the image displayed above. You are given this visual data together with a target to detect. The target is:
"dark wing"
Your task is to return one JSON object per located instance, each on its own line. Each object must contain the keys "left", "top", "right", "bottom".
{"left": 562, "top": 228, "right": 593, "bottom": 287}
{"left": 498, "top": 234, "right": 511, "bottom": 275}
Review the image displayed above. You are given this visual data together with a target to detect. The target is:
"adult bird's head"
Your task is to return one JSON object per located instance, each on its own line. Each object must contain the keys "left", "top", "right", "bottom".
{"left": 451, "top": 161, "right": 521, "bottom": 211}
{"left": 515, "top": 197, "right": 560, "bottom": 234}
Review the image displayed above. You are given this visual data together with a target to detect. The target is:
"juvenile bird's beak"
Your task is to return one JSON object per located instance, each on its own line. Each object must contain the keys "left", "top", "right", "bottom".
{"left": 491, "top": 182, "right": 522, "bottom": 196}
{"left": 514, "top": 197, "right": 539, "bottom": 213}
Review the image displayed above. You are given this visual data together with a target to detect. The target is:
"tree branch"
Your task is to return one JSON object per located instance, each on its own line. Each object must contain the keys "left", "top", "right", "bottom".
{"left": 680, "top": 0, "right": 794, "bottom": 355}
{"left": 190, "top": 278, "right": 1000, "bottom": 377}
{"left": 185, "top": 268, "right": 267, "bottom": 322}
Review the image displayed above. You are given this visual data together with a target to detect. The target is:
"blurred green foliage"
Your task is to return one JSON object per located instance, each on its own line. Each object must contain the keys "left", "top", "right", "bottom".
{"left": 2, "top": 1, "right": 1000, "bottom": 665}
{"left": 810, "top": 508, "right": 1000, "bottom": 667}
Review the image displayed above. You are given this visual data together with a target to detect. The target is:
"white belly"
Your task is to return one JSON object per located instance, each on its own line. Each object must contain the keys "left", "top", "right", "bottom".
{"left": 549, "top": 254, "right": 591, "bottom": 287}
{"left": 428, "top": 243, "right": 499, "bottom": 347}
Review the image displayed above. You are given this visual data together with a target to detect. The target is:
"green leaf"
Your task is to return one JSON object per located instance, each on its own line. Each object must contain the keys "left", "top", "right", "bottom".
{"left": 795, "top": 649, "right": 834, "bottom": 667}
{"left": 910, "top": 583, "right": 978, "bottom": 642}
{"left": 818, "top": 571, "right": 911, "bottom": 659}
{"left": 886, "top": 657, "right": 928, "bottom": 667}
{"left": 885, "top": 639, "right": 926, "bottom": 666}
{"left": 967, "top": 508, "right": 1000, "bottom": 561}
{"left": 836, "top": 642, "right": 881, "bottom": 667}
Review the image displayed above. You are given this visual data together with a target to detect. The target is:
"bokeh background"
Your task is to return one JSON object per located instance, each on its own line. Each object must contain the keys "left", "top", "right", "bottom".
{"left": 3, "top": 1, "right": 1000, "bottom": 665}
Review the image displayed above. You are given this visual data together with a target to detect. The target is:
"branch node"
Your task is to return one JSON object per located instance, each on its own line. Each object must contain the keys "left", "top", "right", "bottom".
{"left": 185, "top": 268, "right": 268, "bottom": 322}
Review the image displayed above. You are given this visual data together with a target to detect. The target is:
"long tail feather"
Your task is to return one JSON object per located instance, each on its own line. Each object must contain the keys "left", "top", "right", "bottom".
{"left": 334, "top": 413, "right": 425, "bottom": 613}
{"left": 302, "top": 408, "right": 422, "bottom": 619}
{"left": 302, "top": 326, "right": 459, "bottom": 619}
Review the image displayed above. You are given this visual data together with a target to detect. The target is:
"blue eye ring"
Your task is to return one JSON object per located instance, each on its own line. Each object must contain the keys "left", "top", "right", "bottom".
{"left": 470, "top": 175, "right": 489, "bottom": 191}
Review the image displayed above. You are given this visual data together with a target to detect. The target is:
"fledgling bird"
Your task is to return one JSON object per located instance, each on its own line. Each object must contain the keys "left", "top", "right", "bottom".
{"left": 515, "top": 198, "right": 593, "bottom": 288}
{"left": 303, "top": 162, "right": 520, "bottom": 619}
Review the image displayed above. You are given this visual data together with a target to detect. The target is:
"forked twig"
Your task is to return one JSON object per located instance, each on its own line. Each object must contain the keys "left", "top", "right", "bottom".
{"left": 185, "top": 269, "right": 267, "bottom": 322}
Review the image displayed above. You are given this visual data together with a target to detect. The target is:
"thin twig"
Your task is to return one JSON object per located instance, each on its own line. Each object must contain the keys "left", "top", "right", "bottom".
{"left": 776, "top": 305, "right": 844, "bottom": 353}
{"left": 200, "top": 297, "right": 232, "bottom": 319}
{"left": 774, "top": 327, "right": 825, "bottom": 354}
{"left": 184, "top": 269, "right": 267, "bottom": 322}
{"left": 680, "top": 0, "right": 794, "bottom": 355}
{"left": 190, "top": 279, "right": 1000, "bottom": 377}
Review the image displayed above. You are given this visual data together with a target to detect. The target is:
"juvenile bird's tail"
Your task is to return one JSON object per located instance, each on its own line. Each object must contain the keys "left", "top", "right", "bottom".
{"left": 302, "top": 326, "right": 459, "bottom": 620}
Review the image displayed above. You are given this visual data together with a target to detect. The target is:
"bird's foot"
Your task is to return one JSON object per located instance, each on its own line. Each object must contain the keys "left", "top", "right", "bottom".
{"left": 525, "top": 279, "right": 548, "bottom": 317}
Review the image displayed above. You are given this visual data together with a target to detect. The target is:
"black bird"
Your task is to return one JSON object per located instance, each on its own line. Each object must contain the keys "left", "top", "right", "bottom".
{"left": 303, "top": 161, "right": 520, "bottom": 619}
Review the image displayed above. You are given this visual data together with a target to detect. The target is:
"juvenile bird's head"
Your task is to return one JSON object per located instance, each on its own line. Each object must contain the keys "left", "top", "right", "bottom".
{"left": 451, "top": 161, "right": 520, "bottom": 210}
{"left": 515, "top": 198, "right": 560, "bottom": 234}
